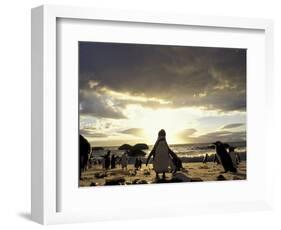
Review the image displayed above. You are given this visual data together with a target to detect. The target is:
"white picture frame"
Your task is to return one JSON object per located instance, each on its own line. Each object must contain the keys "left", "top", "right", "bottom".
{"left": 31, "top": 5, "right": 274, "bottom": 225}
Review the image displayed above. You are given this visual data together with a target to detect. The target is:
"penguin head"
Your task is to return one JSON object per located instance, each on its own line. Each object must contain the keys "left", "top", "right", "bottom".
{"left": 212, "top": 141, "right": 222, "bottom": 147}
{"left": 158, "top": 129, "right": 166, "bottom": 137}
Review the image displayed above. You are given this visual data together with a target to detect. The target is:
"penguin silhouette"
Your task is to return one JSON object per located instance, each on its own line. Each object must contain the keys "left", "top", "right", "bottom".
{"left": 213, "top": 141, "right": 237, "bottom": 173}
{"left": 79, "top": 135, "right": 90, "bottom": 180}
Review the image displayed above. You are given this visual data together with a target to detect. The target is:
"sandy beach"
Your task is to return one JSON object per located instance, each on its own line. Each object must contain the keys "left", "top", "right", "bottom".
{"left": 79, "top": 159, "right": 247, "bottom": 187}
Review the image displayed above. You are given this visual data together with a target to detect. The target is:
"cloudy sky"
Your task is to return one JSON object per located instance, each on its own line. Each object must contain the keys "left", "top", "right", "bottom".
{"left": 79, "top": 42, "right": 246, "bottom": 146}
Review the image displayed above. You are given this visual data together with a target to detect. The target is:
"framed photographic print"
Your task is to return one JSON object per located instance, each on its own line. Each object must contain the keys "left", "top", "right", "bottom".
{"left": 31, "top": 5, "right": 274, "bottom": 225}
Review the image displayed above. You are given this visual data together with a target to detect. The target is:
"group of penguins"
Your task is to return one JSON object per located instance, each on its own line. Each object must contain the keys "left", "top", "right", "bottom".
{"left": 79, "top": 134, "right": 241, "bottom": 181}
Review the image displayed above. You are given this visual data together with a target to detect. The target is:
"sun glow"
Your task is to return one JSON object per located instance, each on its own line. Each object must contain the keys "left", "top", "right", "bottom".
{"left": 124, "top": 105, "right": 200, "bottom": 144}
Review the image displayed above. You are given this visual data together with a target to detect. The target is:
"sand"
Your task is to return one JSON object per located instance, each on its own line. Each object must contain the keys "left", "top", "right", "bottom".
{"left": 79, "top": 160, "right": 247, "bottom": 187}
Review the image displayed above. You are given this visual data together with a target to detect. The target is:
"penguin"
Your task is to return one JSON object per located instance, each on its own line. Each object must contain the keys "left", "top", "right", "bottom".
{"left": 146, "top": 129, "right": 176, "bottom": 179}
{"left": 120, "top": 151, "right": 128, "bottom": 170}
{"left": 228, "top": 146, "right": 238, "bottom": 169}
{"left": 79, "top": 134, "right": 90, "bottom": 180}
{"left": 213, "top": 141, "right": 237, "bottom": 173}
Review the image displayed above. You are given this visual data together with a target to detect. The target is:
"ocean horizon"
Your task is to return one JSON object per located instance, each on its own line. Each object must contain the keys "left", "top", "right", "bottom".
{"left": 89, "top": 141, "right": 246, "bottom": 159}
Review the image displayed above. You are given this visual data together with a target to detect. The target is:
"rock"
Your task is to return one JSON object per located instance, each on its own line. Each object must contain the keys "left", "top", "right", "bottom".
{"left": 143, "top": 169, "right": 151, "bottom": 176}
{"left": 118, "top": 144, "right": 132, "bottom": 150}
{"left": 94, "top": 172, "right": 106, "bottom": 178}
{"left": 233, "top": 176, "right": 241, "bottom": 180}
{"left": 128, "top": 149, "right": 146, "bottom": 156}
{"left": 128, "top": 170, "right": 137, "bottom": 176}
{"left": 109, "top": 172, "right": 117, "bottom": 176}
{"left": 105, "top": 176, "right": 125, "bottom": 185}
{"left": 217, "top": 175, "right": 226, "bottom": 181}
{"left": 172, "top": 172, "right": 192, "bottom": 182}
{"left": 136, "top": 179, "right": 148, "bottom": 184}
{"left": 128, "top": 143, "right": 149, "bottom": 156}
{"left": 132, "top": 179, "right": 148, "bottom": 184}
{"left": 118, "top": 143, "right": 148, "bottom": 156}
{"left": 191, "top": 177, "right": 203, "bottom": 182}
{"left": 154, "top": 178, "right": 167, "bottom": 183}
{"left": 90, "top": 182, "right": 96, "bottom": 186}
{"left": 133, "top": 143, "right": 149, "bottom": 150}
{"left": 199, "top": 165, "right": 209, "bottom": 169}
{"left": 132, "top": 179, "right": 140, "bottom": 184}
{"left": 169, "top": 178, "right": 183, "bottom": 183}
{"left": 92, "top": 147, "right": 104, "bottom": 151}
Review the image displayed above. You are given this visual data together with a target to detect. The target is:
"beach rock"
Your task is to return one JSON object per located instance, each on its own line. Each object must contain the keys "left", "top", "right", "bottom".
{"left": 191, "top": 177, "right": 203, "bottom": 182}
{"left": 143, "top": 169, "right": 151, "bottom": 176}
{"left": 217, "top": 175, "right": 226, "bottom": 181}
{"left": 94, "top": 172, "right": 106, "bottom": 178}
{"left": 133, "top": 143, "right": 149, "bottom": 150}
{"left": 155, "top": 178, "right": 168, "bottom": 183}
{"left": 129, "top": 143, "right": 149, "bottom": 156}
{"left": 199, "top": 165, "right": 209, "bottom": 169}
{"left": 128, "top": 170, "right": 137, "bottom": 176}
{"left": 131, "top": 179, "right": 148, "bottom": 184}
{"left": 118, "top": 144, "right": 132, "bottom": 150}
{"left": 92, "top": 146, "right": 104, "bottom": 151}
{"left": 172, "top": 172, "right": 192, "bottom": 182}
{"left": 119, "top": 143, "right": 148, "bottom": 156}
{"left": 108, "top": 172, "right": 117, "bottom": 176}
{"left": 128, "top": 149, "right": 146, "bottom": 156}
{"left": 132, "top": 179, "right": 140, "bottom": 184}
{"left": 105, "top": 176, "right": 125, "bottom": 185}
{"left": 136, "top": 179, "right": 148, "bottom": 184}
{"left": 233, "top": 176, "right": 242, "bottom": 180}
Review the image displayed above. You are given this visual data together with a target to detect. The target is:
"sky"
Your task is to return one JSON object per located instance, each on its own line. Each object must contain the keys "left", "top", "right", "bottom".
{"left": 79, "top": 42, "right": 246, "bottom": 146}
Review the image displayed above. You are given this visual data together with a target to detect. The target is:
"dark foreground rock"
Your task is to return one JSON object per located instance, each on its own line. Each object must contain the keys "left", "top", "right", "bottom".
{"left": 172, "top": 172, "right": 192, "bottom": 182}
{"left": 105, "top": 176, "right": 125, "bottom": 185}
{"left": 132, "top": 179, "right": 148, "bottom": 184}
{"left": 94, "top": 172, "right": 106, "bottom": 178}
{"left": 217, "top": 175, "right": 226, "bottom": 181}
{"left": 190, "top": 177, "right": 203, "bottom": 182}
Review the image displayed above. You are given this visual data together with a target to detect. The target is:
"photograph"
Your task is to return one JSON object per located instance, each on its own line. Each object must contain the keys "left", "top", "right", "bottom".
{"left": 78, "top": 42, "right": 247, "bottom": 187}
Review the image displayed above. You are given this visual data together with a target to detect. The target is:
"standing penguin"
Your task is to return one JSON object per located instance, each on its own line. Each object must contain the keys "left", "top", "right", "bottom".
{"left": 213, "top": 141, "right": 237, "bottom": 173}
{"left": 103, "top": 150, "right": 111, "bottom": 170}
{"left": 146, "top": 129, "right": 176, "bottom": 180}
{"left": 228, "top": 146, "right": 238, "bottom": 170}
{"left": 79, "top": 135, "right": 90, "bottom": 180}
{"left": 120, "top": 151, "right": 128, "bottom": 170}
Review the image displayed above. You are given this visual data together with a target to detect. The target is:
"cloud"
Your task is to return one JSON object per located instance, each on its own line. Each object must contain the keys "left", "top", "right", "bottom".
{"left": 119, "top": 128, "right": 146, "bottom": 137}
{"left": 79, "top": 90, "right": 126, "bottom": 119}
{"left": 177, "top": 128, "right": 197, "bottom": 139}
{"left": 80, "top": 128, "right": 108, "bottom": 138}
{"left": 190, "top": 130, "right": 246, "bottom": 143}
{"left": 79, "top": 42, "right": 246, "bottom": 113}
{"left": 222, "top": 123, "right": 245, "bottom": 129}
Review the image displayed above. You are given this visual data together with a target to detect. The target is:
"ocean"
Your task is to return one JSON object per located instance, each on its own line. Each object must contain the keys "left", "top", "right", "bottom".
{"left": 90, "top": 141, "right": 246, "bottom": 162}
